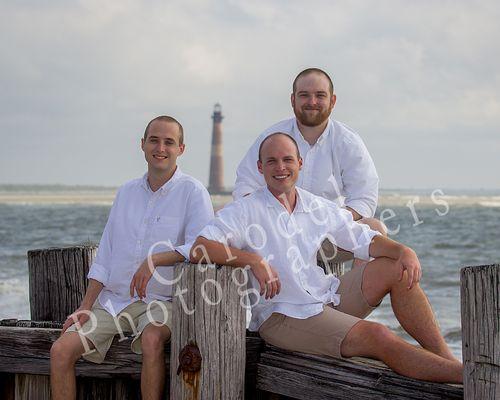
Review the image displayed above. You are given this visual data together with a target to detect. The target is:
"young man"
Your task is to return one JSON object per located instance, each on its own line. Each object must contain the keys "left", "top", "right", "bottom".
{"left": 50, "top": 116, "right": 214, "bottom": 400}
{"left": 234, "top": 68, "right": 385, "bottom": 265}
{"left": 192, "top": 133, "right": 463, "bottom": 383}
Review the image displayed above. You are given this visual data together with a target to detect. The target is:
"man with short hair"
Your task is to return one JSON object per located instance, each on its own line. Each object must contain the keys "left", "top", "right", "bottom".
{"left": 50, "top": 116, "right": 214, "bottom": 400}
{"left": 234, "top": 68, "right": 385, "bottom": 264}
{"left": 192, "top": 133, "right": 462, "bottom": 383}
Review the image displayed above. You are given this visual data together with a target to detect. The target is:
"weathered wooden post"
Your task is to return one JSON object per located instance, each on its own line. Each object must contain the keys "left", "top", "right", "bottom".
{"left": 461, "top": 264, "right": 500, "bottom": 399}
{"left": 170, "top": 263, "right": 247, "bottom": 399}
{"left": 25, "top": 246, "right": 141, "bottom": 400}
{"left": 28, "top": 246, "right": 97, "bottom": 321}
{"left": 3, "top": 246, "right": 98, "bottom": 400}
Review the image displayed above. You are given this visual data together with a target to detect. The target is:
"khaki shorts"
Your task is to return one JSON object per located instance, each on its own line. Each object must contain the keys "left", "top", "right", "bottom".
{"left": 259, "top": 263, "right": 378, "bottom": 359}
{"left": 67, "top": 299, "right": 172, "bottom": 364}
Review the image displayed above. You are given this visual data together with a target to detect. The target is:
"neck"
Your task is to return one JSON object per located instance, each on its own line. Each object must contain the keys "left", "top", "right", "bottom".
{"left": 268, "top": 186, "right": 297, "bottom": 214}
{"left": 297, "top": 119, "right": 328, "bottom": 145}
{"left": 147, "top": 166, "right": 177, "bottom": 192}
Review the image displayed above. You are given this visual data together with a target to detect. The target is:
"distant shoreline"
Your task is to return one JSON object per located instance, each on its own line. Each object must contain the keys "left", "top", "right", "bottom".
{"left": 1, "top": 188, "right": 500, "bottom": 208}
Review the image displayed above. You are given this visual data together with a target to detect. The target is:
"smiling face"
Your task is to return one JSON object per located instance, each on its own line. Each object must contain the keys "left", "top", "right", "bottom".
{"left": 141, "top": 120, "right": 185, "bottom": 175}
{"left": 291, "top": 72, "right": 336, "bottom": 127}
{"left": 257, "top": 133, "right": 302, "bottom": 197}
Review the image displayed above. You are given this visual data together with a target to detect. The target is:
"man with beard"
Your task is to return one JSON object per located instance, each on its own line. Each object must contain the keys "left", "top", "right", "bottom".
{"left": 234, "top": 68, "right": 385, "bottom": 265}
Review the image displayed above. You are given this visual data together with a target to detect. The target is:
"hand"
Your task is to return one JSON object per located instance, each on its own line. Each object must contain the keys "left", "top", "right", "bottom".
{"left": 130, "top": 256, "right": 156, "bottom": 299}
{"left": 396, "top": 246, "right": 422, "bottom": 289}
{"left": 61, "top": 305, "right": 92, "bottom": 335}
{"left": 249, "top": 257, "right": 281, "bottom": 300}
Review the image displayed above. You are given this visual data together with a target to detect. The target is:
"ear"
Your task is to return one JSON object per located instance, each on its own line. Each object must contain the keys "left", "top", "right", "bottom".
{"left": 257, "top": 160, "right": 263, "bottom": 175}
{"left": 330, "top": 94, "right": 337, "bottom": 109}
{"left": 298, "top": 157, "right": 303, "bottom": 170}
{"left": 141, "top": 137, "right": 145, "bottom": 151}
{"left": 178, "top": 143, "right": 186, "bottom": 156}
{"left": 290, "top": 92, "right": 295, "bottom": 109}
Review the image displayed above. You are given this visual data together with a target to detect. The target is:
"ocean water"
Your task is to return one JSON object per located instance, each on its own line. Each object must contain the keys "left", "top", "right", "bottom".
{"left": 1, "top": 185, "right": 499, "bottom": 360}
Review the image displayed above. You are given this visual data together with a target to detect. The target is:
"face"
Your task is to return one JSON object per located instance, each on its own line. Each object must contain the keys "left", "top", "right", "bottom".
{"left": 257, "top": 135, "right": 302, "bottom": 196}
{"left": 291, "top": 72, "right": 336, "bottom": 127}
{"left": 141, "top": 120, "right": 185, "bottom": 174}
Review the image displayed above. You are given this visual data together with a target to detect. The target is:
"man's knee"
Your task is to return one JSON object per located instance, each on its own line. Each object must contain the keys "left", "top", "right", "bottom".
{"left": 50, "top": 335, "right": 82, "bottom": 367}
{"left": 342, "top": 320, "right": 395, "bottom": 358}
{"left": 360, "top": 217, "right": 388, "bottom": 236}
{"left": 141, "top": 325, "right": 170, "bottom": 359}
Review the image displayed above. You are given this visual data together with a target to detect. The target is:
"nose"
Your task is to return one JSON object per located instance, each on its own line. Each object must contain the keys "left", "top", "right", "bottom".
{"left": 276, "top": 160, "right": 286, "bottom": 170}
{"left": 157, "top": 142, "right": 167, "bottom": 153}
{"left": 308, "top": 95, "right": 319, "bottom": 105}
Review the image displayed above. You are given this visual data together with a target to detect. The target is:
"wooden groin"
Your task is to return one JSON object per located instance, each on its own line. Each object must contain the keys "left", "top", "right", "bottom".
{"left": 0, "top": 246, "right": 496, "bottom": 399}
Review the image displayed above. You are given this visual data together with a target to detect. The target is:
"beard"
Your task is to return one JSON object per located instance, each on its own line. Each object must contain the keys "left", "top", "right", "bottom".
{"left": 294, "top": 105, "right": 332, "bottom": 127}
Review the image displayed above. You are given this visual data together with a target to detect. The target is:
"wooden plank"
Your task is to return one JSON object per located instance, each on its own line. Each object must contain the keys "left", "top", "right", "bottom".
{"left": 0, "top": 324, "right": 264, "bottom": 383}
{"left": 257, "top": 346, "right": 463, "bottom": 400}
{"left": 15, "top": 374, "right": 51, "bottom": 400}
{"left": 170, "top": 263, "right": 247, "bottom": 400}
{"left": 0, "top": 326, "right": 165, "bottom": 379}
{"left": 461, "top": 264, "right": 500, "bottom": 400}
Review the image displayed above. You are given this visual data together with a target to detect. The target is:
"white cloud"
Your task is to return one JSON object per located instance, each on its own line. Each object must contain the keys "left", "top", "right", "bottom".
{"left": 0, "top": 0, "right": 499, "bottom": 188}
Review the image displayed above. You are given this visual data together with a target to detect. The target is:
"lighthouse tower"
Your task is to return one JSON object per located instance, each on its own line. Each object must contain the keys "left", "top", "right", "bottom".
{"left": 208, "top": 103, "right": 225, "bottom": 194}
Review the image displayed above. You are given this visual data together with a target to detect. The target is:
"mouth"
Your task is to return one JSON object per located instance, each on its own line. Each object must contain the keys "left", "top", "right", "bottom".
{"left": 273, "top": 174, "right": 291, "bottom": 181}
{"left": 153, "top": 155, "right": 167, "bottom": 160}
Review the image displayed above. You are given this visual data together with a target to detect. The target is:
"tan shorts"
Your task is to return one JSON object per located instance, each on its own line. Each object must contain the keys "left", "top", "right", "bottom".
{"left": 259, "top": 263, "right": 377, "bottom": 359}
{"left": 67, "top": 299, "right": 172, "bottom": 364}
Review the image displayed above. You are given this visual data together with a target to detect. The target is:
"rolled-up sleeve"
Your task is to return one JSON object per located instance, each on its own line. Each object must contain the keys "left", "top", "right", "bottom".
{"left": 87, "top": 213, "right": 113, "bottom": 286}
{"left": 198, "top": 201, "right": 247, "bottom": 249}
{"left": 340, "top": 134, "right": 379, "bottom": 218}
{"left": 175, "top": 185, "right": 215, "bottom": 259}
{"left": 87, "top": 189, "right": 121, "bottom": 286}
{"left": 328, "top": 205, "right": 381, "bottom": 260}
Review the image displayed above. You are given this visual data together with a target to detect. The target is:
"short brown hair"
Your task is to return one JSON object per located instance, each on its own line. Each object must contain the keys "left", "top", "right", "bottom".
{"left": 258, "top": 132, "right": 301, "bottom": 161}
{"left": 292, "top": 68, "right": 334, "bottom": 96}
{"left": 143, "top": 116, "right": 184, "bottom": 145}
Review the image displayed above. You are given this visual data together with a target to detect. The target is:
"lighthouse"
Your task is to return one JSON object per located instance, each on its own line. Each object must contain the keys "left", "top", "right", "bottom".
{"left": 208, "top": 103, "right": 225, "bottom": 194}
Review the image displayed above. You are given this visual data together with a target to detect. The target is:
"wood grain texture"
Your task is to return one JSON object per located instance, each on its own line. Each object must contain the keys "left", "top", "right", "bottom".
{"left": 28, "top": 246, "right": 97, "bottom": 321}
{"left": 461, "top": 264, "right": 500, "bottom": 400}
{"left": 256, "top": 346, "right": 463, "bottom": 400}
{"left": 170, "top": 263, "right": 247, "bottom": 400}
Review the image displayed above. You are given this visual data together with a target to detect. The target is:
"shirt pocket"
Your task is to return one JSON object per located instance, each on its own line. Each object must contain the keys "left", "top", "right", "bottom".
{"left": 149, "top": 216, "right": 181, "bottom": 245}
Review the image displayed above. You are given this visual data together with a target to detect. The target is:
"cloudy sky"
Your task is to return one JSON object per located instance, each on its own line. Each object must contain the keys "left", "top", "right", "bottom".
{"left": 1, "top": 0, "right": 499, "bottom": 190}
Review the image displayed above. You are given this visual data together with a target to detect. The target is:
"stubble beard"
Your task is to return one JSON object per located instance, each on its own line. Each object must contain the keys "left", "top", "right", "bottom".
{"left": 294, "top": 105, "right": 332, "bottom": 127}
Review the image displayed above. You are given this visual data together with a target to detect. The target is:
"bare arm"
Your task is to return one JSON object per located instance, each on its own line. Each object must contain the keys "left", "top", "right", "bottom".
{"left": 130, "top": 250, "right": 185, "bottom": 299}
{"left": 369, "top": 235, "right": 421, "bottom": 289}
{"left": 61, "top": 278, "right": 103, "bottom": 334}
{"left": 190, "top": 236, "right": 280, "bottom": 299}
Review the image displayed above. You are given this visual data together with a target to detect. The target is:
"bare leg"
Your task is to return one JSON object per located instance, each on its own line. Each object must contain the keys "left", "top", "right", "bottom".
{"left": 140, "top": 324, "right": 171, "bottom": 400}
{"left": 341, "top": 320, "right": 463, "bottom": 383}
{"left": 50, "top": 332, "right": 94, "bottom": 400}
{"left": 362, "top": 257, "right": 457, "bottom": 361}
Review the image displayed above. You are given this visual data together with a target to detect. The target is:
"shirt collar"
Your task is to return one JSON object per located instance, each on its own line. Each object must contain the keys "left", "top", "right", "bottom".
{"left": 292, "top": 117, "right": 333, "bottom": 146}
{"left": 263, "top": 186, "right": 309, "bottom": 213}
{"left": 141, "top": 167, "right": 183, "bottom": 194}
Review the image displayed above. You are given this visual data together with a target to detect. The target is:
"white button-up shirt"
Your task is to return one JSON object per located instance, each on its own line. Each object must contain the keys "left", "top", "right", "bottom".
{"left": 199, "top": 186, "right": 380, "bottom": 331}
{"left": 233, "top": 117, "right": 379, "bottom": 218}
{"left": 88, "top": 168, "right": 214, "bottom": 316}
